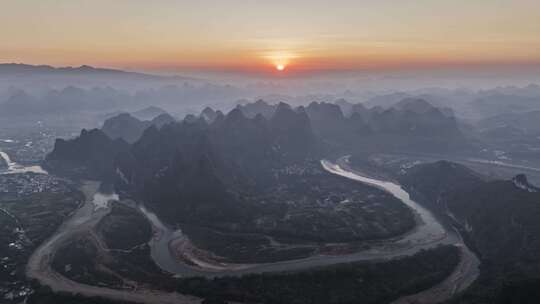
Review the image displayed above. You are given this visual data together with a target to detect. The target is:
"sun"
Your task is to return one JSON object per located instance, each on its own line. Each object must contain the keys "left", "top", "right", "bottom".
{"left": 264, "top": 51, "right": 294, "bottom": 72}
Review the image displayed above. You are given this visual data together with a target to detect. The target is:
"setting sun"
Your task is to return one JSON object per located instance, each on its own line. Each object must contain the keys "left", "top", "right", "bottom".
{"left": 265, "top": 51, "right": 294, "bottom": 73}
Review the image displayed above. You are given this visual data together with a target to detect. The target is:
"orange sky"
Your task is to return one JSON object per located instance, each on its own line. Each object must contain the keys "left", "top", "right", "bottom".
{"left": 1, "top": 0, "right": 539, "bottom": 73}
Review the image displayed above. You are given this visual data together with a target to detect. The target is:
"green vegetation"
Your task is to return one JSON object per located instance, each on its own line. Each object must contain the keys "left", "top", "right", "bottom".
{"left": 175, "top": 162, "right": 416, "bottom": 263}
{"left": 53, "top": 203, "right": 166, "bottom": 290}
{"left": 446, "top": 179, "right": 540, "bottom": 304}
{"left": 96, "top": 203, "right": 152, "bottom": 251}
{"left": 182, "top": 245, "right": 459, "bottom": 304}
{"left": 27, "top": 285, "right": 136, "bottom": 304}
{"left": 247, "top": 165, "right": 416, "bottom": 242}
{"left": 181, "top": 225, "right": 317, "bottom": 263}
{"left": 52, "top": 236, "right": 124, "bottom": 287}
{"left": 0, "top": 210, "right": 25, "bottom": 297}
{"left": 3, "top": 192, "right": 83, "bottom": 245}
{"left": 53, "top": 235, "right": 171, "bottom": 290}
{"left": 400, "top": 161, "right": 540, "bottom": 304}
{"left": 0, "top": 175, "right": 81, "bottom": 303}
{"left": 52, "top": 231, "right": 459, "bottom": 304}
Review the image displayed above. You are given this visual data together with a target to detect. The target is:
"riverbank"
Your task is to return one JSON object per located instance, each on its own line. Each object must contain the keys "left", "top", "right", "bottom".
{"left": 25, "top": 181, "right": 200, "bottom": 304}
{"left": 0, "top": 150, "right": 48, "bottom": 175}
{"left": 337, "top": 156, "right": 480, "bottom": 303}
{"left": 139, "top": 158, "right": 467, "bottom": 281}
{"left": 24, "top": 157, "right": 479, "bottom": 303}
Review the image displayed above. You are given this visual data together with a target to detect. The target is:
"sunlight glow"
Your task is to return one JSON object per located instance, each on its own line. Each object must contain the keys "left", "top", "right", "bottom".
{"left": 3, "top": 1, "right": 539, "bottom": 72}
{"left": 263, "top": 51, "right": 295, "bottom": 73}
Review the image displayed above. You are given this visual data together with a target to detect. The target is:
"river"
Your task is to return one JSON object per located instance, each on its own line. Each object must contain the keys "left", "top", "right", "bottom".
{"left": 0, "top": 150, "right": 48, "bottom": 175}
{"left": 26, "top": 156, "right": 479, "bottom": 303}
{"left": 139, "top": 156, "right": 480, "bottom": 295}
{"left": 26, "top": 181, "right": 200, "bottom": 304}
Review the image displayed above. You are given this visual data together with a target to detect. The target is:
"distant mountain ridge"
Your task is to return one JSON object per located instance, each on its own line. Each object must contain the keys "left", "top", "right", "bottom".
{"left": 230, "top": 98, "right": 468, "bottom": 153}
{"left": 101, "top": 112, "right": 176, "bottom": 143}
{"left": 478, "top": 110, "right": 540, "bottom": 135}
{"left": 131, "top": 106, "right": 168, "bottom": 120}
{"left": 0, "top": 63, "right": 199, "bottom": 82}
{"left": 0, "top": 63, "right": 130, "bottom": 75}
{"left": 0, "top": 84, "right": 244, "bottom": 118}
{"left": 0, "top": 86, "right": 130, "bottom": 116}
{"left": 236, "top": 99, "right": 277, "bottom": 118}
{"left": 44, "top": 98, "right": 473, "bottom": 227}
{"left": 45, "top": 103, "right": 319, "bottom": 224}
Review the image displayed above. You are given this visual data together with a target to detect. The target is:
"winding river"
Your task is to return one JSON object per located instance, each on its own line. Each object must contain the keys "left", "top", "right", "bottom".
{"left": 26, "top": 181, "right": 200, "bottom": 304}
{"left": 26, "top": 156, "right": 480, "bottom": 303}
{"left": 140, "top": 156, "right": 480, "bottom": 292}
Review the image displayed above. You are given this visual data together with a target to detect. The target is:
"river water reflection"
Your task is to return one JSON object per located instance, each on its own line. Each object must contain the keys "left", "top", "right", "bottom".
{"left": 140, "top": 158, "right": 465, "bottom": 278}
{"left": 0, "top": 150, "right": 48, "bottom": 175}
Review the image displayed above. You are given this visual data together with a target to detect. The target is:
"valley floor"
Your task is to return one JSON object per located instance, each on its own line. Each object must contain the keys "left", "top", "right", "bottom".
{"left": 19, "top": 158, "right": 479, "bottom": 304}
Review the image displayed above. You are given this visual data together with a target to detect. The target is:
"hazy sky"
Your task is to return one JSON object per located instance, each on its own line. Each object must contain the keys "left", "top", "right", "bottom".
{"left": 1, "top": 0, "right": 539, "bottom": 73}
